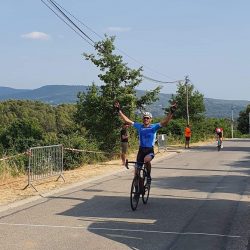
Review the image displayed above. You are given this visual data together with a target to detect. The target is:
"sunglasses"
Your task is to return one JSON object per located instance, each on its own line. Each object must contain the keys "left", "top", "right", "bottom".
{"left": 143, "top": 117, "right": 150, "bottom": 120}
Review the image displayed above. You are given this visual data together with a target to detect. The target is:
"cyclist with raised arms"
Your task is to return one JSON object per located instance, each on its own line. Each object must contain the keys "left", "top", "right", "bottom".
{"left": 114, "top": 101, "right": 177, "bottom": 184}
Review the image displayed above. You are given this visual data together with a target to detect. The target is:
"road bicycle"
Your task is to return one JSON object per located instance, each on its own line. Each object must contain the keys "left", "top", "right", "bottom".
{"left": 125, "top": 160, "right": 151, "bottom": 211}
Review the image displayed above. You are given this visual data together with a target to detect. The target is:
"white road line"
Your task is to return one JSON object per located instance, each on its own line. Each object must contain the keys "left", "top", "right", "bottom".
{"left": 80, "top": 216, "right": 156, "bottom": 224}
{"left": 0, "top": 222, "right": 243, "bottom": 238}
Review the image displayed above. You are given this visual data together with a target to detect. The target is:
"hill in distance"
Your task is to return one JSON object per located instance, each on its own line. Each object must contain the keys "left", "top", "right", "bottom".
{"left": 0, "top": 85, "right": 89, "bottom": 104}
{"left": 0, "top": 85, "right": 249, "bottom": 118}
{"left": 0, "top": 86, "right": 29, "bottom": 96}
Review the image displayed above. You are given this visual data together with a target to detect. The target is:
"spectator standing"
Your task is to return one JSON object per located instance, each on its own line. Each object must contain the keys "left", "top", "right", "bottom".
{"left": 185, "top": 124, "right": 192, "bottom": 149}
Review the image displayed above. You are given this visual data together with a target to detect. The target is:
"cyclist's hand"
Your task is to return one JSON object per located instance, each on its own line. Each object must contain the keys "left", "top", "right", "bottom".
{"left": 170, "top": 102, "right": 177, "bottom": 114}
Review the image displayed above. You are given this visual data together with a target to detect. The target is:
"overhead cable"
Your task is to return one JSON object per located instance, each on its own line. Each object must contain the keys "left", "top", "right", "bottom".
{"left": 48, "top": 0, "right": 95, "bottom": 44}
{"left": 48, "top": 0, "right": 103, "bottom": 41}
{"left": 46, "top": 1, "right": 178, "bottom": 82}
{"left": 41, "top": 0, "right": 181, "bottom": 84}
{"left": 41, "top": 0, "right": 95, "bottom": 47}
{"left": 142, "top": 75, "right": 182, "bottom": 84}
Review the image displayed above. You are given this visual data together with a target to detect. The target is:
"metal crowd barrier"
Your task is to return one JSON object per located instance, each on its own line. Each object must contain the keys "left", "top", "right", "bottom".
{"left": 157, "top": 134, "right": 167, "bottom": 152}
{"left": 24, "top": 144, "right": 64, "bottom": 191}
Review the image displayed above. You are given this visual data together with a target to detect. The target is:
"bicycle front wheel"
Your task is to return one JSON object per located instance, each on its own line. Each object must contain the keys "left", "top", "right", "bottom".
{"left": 130, "top": 177, "right": 140, "bottom": 211}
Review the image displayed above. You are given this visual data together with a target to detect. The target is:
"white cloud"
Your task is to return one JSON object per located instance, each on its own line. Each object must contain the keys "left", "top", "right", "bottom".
{"left": 21, "top": 31, "right": 50, "bottom": 40}
{"left": 106, "top": 27, "right": 131, "bottom": 33}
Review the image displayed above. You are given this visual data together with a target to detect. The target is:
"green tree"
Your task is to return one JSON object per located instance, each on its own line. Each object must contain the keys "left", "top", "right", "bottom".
{"left": 0, "top": 119, "right": 43, "bottom": 153}
{"left": 237, "top": 104, "right": 250, "bottom": 134}
{"left": 75, "top": 36, "right": 161, "bottom": 152}
{"left": 167, "top": 82, "right": 205, "bottom": 123}
{"left": 55, "top": 104, "right": 77, "bottom": 135}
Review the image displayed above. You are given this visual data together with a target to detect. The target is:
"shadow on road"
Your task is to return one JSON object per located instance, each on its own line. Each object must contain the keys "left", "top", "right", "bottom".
{"left": 55, "top": 183, "right": 250, "bottom": 249}
{"left": 54, "top": 139, "right": 250, "bottom": 249}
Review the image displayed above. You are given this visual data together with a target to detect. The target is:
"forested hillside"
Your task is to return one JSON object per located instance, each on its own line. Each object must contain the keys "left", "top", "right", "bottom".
{"left": 0, "top": 85, "right": 249, "bottom": 118}
{"left": 0, "top": 85, "right": 88, "bottom": 104}
{"left": 0, "top": 100, "right": 77, "bottom": 154}
{"left": 0, "top": 98, "right": 239, "bottom": 172}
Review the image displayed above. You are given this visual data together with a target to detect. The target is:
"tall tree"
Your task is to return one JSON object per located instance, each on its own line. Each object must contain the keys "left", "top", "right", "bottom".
{"left": 237, "top": 104, "right": 250, "bottom": 134}
{"left": 75, "top": 36, "right": 161, "bottom": 152}
{"left": 166, "top": 82, "right": 205, "bottom": 122}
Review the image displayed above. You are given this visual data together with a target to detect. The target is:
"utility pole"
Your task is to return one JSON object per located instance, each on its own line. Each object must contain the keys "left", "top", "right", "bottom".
{"left": 231, "top": 106, "right": 234, "bottom": 139}
{"left": 185, "top": 75, "right": 190, "bottom": 126}
{"left": 249, "top": 112, "right": 250, "bottom": 134}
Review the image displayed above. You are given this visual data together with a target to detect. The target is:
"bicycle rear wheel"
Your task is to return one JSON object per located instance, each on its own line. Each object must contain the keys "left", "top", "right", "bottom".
{"left": 142, "top": 179, "right": 150, "bottom": 204}
{"left": 130, "top": 176, "right": 140, "bottom": 211}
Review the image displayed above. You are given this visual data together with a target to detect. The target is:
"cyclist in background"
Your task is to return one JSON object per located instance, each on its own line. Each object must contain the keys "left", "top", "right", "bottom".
{"left": 215, "top": 127, "right": 224, "bottom": 148}
{"left": 114, "top": 101, "right": 177, "bottom": 184}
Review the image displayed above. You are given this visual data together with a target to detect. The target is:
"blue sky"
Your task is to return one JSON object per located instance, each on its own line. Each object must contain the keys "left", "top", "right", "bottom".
{"left": 0, "top": 0, "right": 249, "bottom": 101}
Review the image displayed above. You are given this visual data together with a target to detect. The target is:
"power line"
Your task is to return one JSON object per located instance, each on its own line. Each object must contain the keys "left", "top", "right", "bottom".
{"left": 48, "top": 0, "right": 95, "bottom": 44}
{"left": 142, "top": 75, "right": 181, "bottom": 84}
{"left": 41, "top": 0, "right": 95, "bottom": 47}
{"left": 41, "top": 0, "right": 182, "bottom": 84}
{"left": 48, "top": 0, "right": 181, "bottom": 83}
{"left": 48, "top": 0, "right": 104, "bottom": 41}
{"left": 48, "top": 1, "right": 179, "bottom": 83}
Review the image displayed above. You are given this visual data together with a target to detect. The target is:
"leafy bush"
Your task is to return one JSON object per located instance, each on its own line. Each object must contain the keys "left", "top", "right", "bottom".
{"left": 60, "top": 134, "right": 108, "bottom": 170}
{"left": 0, "top": 119, "right": 43, "bottom": 153}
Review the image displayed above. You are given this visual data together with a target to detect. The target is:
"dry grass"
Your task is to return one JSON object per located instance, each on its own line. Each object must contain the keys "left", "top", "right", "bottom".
{"left": 0, "top": 152, "right": 137, "bottom": 206}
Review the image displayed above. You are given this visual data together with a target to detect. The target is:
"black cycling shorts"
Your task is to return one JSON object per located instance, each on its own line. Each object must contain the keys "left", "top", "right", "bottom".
{"left": 217, "top": 132, "right": 222, "bottom": 138}
{"left": 136, "top": 147, "right": 154, "bottom": 167}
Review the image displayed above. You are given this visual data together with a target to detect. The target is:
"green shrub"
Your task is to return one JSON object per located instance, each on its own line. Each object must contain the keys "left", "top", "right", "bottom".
{"left": 60, "top": 134, "right": 108, "bottom": 170}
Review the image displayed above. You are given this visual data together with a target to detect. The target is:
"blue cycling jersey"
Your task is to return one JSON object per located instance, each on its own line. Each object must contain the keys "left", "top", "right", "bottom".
{"left": 133, "top": 122, "right": 162, "bottom": 147}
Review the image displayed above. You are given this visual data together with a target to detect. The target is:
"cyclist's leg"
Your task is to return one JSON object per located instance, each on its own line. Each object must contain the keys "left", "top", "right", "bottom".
{"left": 219, "top": 133, "right": 223, "bottom": 147}
{"left": 216, "top": 134, "right": 219, "bottom": 144}
{"left": 144, "top": 156, "right": 152, "bottom": 175}
{"left": 144, "top": 152, "right": 154, "bottom": 184}
{"left": 136, "top": 147, "right": 154, "bottom": 184}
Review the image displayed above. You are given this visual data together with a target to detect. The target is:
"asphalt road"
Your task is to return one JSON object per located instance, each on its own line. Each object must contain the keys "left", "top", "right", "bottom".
{"left": 0, "top": 139, "right": 250, "bottom": 250}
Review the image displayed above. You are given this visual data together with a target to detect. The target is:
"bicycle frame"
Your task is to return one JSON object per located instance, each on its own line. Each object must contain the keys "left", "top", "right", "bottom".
{"left": 125, "top": 160, "right": 151, "bottom": 211}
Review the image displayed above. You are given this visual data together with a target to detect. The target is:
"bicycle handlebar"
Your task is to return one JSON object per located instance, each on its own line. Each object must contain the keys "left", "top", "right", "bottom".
{"left": 125, "top": 159, "right": 144, "bottom": 169}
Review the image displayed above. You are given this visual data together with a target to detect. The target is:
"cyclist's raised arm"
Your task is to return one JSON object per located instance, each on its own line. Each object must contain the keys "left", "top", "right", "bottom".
{"left": 160, "top": 102, "right": 177, "bottom": 127}
{"left": 114, "top": 101, "right": 133, "bottom": 125}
